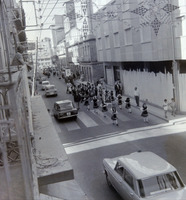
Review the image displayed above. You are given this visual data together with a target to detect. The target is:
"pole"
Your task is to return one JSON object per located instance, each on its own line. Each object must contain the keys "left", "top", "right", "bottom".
{"left": 169, "top": 0, "right": 180, "bottom": 112}
{"left": 32, "top": 37, "right": 38, "bottom": 96}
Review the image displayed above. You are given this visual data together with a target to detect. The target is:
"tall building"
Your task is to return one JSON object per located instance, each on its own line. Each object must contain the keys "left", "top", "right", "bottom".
{"left": 52, "top": 0, "right": 104, "bottom": 83}
{"left": 93, "top": 0, "right": 186, "bottom": 111}
{"left": 0, "top": 0, "right": 39, "bottom": 199}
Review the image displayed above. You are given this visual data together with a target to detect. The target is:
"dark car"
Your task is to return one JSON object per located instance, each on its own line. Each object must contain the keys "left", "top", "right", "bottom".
{"left": 53, "top": 100, "right": 78, "bottom": 120}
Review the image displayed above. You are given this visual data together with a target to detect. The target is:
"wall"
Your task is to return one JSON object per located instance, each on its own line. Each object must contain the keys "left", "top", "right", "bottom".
{"left": 122, "top": 70, "right": 174, "bottom": 107}
{"left": 179, "top": 74, "right": 186, "bottom": 111}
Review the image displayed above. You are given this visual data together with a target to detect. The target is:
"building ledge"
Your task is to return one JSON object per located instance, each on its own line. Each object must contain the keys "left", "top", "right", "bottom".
{"left": 31, "top": 96, "right": 74, "bottom": 186}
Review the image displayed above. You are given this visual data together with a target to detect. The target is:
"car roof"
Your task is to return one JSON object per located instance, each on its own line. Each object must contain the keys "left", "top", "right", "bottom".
{"left": 118, "top": 151, "right": 176, "bottom": 180}
{"left": 55, "top": 100, "right": 72, "bottom": 105}
{"left": 42, "top": 81, "right": 50, "bottom": 84}
{"left": 45, "top": 84, "right": 55, "bottom": 88}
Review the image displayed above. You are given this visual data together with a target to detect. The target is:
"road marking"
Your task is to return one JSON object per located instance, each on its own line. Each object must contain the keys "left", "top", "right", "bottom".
{"left": 65, "top": 121, "right": 80, "bottom": 131}
{"left": 108, "top": 108, "right": 130, "bottom": 122}
{"left": 64, "top": 123, "right": 186, "bottom": 154}
{"left": 90, "top": 109, "right": 112, "bottom": 124}
{"left": 78, "top": 111, "right": 98, "bottom": 127}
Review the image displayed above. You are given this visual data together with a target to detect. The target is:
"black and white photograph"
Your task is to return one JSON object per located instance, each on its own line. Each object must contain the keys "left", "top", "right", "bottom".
{"left": 0, "top": 0, "right": 186, "bottom": 199}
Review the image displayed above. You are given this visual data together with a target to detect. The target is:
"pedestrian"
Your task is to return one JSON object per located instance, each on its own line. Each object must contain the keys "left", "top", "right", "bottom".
{"left": 111, "top": 108, "right": 118, "bottom": 126}
{"left": 74, "top": 91, "right": 81, "bottom": 110}
{"left": 111, "top": 96, "right": 117, "bottom": 112}
{"left": 102, "top": 102, "right": 108, "bottom": 117}
{"left": 84, "top": 96, "right": 90, "bottom": 111}
{"left": 117, "top": 94, "right": 123, "bottom": 109}
{"left": 169, "top": 98, "right": 176, "bottom": 117}
{"left": 134, "top": 87, "right": 140, "bottom": 107}
{"left": 66, "top": 82, "right": 72, "bottom": 94}
{"left": 163, "top": 99, "right": 169, "bottom": 118}
{"left": 92, "top": 96, "right": 99, "bottom": 113}
{"left": 125, "top": 97, "right": 132, "bottom": 113}
{"left": 141, "top": 103, "right": 148, "bottom": 123}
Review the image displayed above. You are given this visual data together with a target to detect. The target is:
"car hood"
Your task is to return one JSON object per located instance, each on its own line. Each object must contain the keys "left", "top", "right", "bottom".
{"left": 143, "top": 187, "right": 186, "bottom": 200}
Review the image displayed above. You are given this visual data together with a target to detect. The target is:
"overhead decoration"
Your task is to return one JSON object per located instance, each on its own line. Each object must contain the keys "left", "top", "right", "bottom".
{"left": 130, "top": 0, "right": 179, "bottom": 35}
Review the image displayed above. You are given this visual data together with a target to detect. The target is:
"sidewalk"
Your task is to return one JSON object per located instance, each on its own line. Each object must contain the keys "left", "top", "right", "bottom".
{"left": 31, "top": 95, "right": 89, "bottom": 200}
{"left": 122, "top": 94, "right": 186, "bottom": 124}
{"left": 74, "top": 79, "right": 186, "bottom": 124}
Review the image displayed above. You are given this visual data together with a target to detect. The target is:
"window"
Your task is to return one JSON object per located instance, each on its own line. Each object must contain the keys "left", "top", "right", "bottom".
{"left": 98, "top": 38, "right": 102, "bottom": 50}
{"left": 124, "top": 28, "right": 132, "bottom": 45}
{"left": 124, "top": 169, "right": 134, "bottom": 190}
{"left": 114, "top": 32, "right": 119, "bottom": 47}
{"left": 105, "top": 35, "right": 110, "bottom": 49}
{"left": 115, "top": 162, "right": 124, "bottom": 176}
{"left": 140, "top": 26, "right": 151, "bottom": 43}
{"left": 139, "top": 171, "right": 184, "bottom": 198}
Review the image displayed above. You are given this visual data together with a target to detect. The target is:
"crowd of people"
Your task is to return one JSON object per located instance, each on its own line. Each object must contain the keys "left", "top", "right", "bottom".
{"left": 45, "top": 70, "right": 176, "bottom": 124}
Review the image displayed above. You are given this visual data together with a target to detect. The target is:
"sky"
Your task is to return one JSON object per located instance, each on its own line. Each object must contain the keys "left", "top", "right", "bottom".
{"left": 19, "top": 0, "right": 111, "bottom": 43}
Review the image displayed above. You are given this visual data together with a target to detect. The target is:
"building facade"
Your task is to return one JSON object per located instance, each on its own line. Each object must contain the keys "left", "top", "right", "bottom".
{"left": 93, "top": 0, "right": 186, "bottom": 112}
{"left": 52, "top": 0, "right": 104, "bottom": 83}
{"left": 0, "top": 0, "right": 39, "bottom": 199}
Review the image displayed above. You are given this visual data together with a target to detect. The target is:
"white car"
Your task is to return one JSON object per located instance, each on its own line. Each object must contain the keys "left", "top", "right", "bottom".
{"left": 41, "top": 81, "right": 50, "bottom": 90}
{"left": 103, "top": 151, "right": 186, "bottom": 200}
{"left": 45, "top": 85, "right": 57, "bottom": 97}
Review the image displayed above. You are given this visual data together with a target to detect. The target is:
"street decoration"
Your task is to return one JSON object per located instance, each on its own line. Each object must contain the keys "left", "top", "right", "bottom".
{"left": 130, "top": 0, "right": 179, "bottom": 35}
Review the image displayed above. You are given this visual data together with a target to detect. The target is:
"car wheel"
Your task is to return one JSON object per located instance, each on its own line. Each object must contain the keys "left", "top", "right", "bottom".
{"left": 105, "top": 172, "right": 112, "bottom": 187}
{"left": 74, "top": 116, "right": 77, "bottom": 120}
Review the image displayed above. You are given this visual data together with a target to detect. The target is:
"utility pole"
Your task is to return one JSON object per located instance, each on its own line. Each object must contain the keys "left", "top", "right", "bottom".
{"left": 169, "top": 0, "right": 180, "bottom": 112}
{"left": 32, "top": 37, "right": 38, "bottom": 96}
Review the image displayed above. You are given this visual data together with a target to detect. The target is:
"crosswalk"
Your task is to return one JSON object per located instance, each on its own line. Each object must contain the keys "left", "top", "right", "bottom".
{"left": 53, "top": 108, "right": 134, "bottom": 132}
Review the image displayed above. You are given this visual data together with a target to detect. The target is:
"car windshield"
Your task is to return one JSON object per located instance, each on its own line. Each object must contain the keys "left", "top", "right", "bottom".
{"left": 59, "top": 102, "right": 73, "bottom": 110}
{"left": 138, "top": 171, "right": 184, "bottom": 197}
{"left": 46, "top": 86, "right": 55, "bottom": 90}
{"left": 43, "top": 82, "right": 49, "bottom": 85}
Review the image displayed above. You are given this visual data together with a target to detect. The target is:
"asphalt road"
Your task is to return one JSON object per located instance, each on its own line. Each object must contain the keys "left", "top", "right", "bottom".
{"left": 39, "top": 74, "right": 186, "bottom": 200}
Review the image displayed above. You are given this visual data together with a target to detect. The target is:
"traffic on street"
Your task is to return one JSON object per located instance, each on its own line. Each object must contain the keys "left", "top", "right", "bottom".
{"left": 36, "top": 73, "right": 186, "bottom": 200}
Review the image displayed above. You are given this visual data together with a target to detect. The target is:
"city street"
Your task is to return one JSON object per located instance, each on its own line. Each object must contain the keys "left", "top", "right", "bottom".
{"left": 39, "top": 75, "right": 186, "bottom": 200}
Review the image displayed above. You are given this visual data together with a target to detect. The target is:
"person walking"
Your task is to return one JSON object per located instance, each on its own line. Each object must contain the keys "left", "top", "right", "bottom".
{"left": 111, "top": 96, "right": 117, "bottom": 112}
{"left": 102, "top": 102, "right": 108, "bottom": 117}
{"left": 117, "top": 94, "right": 123, "bottom": 109}
{"left": 169, "top": 98, "right": 176, "bottom": 117}
{"left": 125, "top": 97, "right": 132, "bottom": 113}
{"left": 134, "top": 87, "right": 140, "bottom": 107}
{"left": 111, "top": 107, "right": 118, "bottom": 126}
{"left": 92, "top": 95, "right": 99, "bottom": 113}
{"left": 84, "top": 96, "right": 90, "bottom": 111}
{"left": 163, "top": 99, "right": 169, "bottom": 118}
{"left": 141, "top": 103, "right": 148, "bottom": 123}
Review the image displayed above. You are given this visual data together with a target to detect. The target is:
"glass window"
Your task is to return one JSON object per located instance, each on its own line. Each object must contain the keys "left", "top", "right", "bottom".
{"left": 124, "top": 169, "right": 134, "bottom": 190}
{"left": 140, "top": 26, "right": 151, "bottom": 43}
{"left": 114, "top": 32, "right": 120, "bottom": 47}
{"left": 115, "top": 162, "right": 124, "bottom": 176}
{"left": 139, "top": 171, "right": 184, "bottom": 198}
{"left": 124, "top": 28, "right": 132, "bottom": 45}
{"left": 60, "top": 102, "right": 73, "bottom": 110}
{"left": 105, "top": 35, "right": 110, "bottom": 49}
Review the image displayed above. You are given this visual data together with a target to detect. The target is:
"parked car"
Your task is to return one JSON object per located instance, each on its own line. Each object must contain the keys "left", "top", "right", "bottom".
{"left": 41, "top": 81, "right": 50, "bottom": 90}
{"left": 53, "top": 100, "right": 78, "bottom": 120}
{"left": 45, "top": 85, "right": 57, "bottom": 97}
{"left": 39, "top": 76, "right": 47, "bottom": 84}
{"left": 103, "top": 151, "right": 186, "bottom": 200}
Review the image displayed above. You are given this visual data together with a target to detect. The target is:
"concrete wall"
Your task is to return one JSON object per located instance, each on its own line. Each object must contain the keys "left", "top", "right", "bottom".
{"left": 179, "top": 74, "right": 186, "bottom": 111}
{"left": 122, "top": 70, "right": 173, "bottom": 107}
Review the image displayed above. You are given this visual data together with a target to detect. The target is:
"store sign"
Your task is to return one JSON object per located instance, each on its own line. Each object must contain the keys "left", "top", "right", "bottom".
{"left": 65, "top": 69, "right": 71, "bottom": 77}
